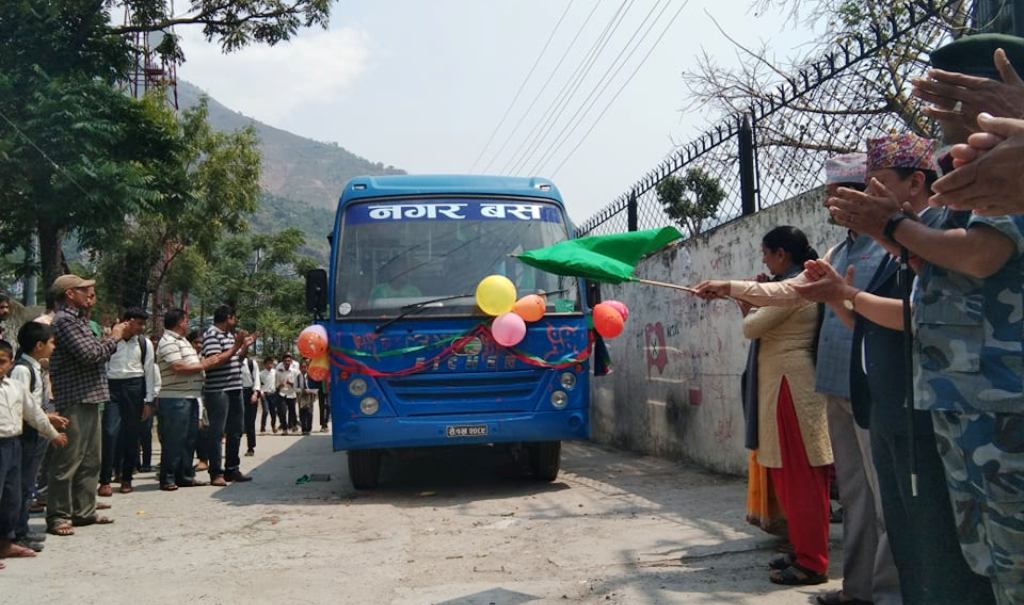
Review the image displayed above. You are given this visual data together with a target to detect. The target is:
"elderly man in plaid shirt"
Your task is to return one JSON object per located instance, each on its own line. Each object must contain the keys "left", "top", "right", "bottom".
{"left": 45, "top": 274, "right": 128, "bottom": 537}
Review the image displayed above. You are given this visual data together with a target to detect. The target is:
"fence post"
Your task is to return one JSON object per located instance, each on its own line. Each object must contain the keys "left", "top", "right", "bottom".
{"left": 738, "top": 115, "right": 756, "bottom": 216}
{"left": 627, "top": 188, "right": 638, "bottom": 232}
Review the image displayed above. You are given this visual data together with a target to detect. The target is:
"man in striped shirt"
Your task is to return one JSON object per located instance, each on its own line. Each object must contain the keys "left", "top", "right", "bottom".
{"left": 201, "top": 305, "right": 255, "bottom": 486}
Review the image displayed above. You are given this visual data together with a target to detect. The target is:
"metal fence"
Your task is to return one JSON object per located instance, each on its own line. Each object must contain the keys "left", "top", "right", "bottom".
{"left": 576, "top": 0, "right": 972, "bottom": 237}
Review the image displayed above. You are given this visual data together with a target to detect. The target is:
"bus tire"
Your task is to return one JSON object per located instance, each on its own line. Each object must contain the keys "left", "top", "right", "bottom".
{"left": 347, "top": 450, "right": 381, "bottom": 489}
{"left": 529, "top": 441, "right": 561, "bottom": 482}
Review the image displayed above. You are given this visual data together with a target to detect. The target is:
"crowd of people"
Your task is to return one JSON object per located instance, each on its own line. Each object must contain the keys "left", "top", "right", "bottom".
{"left": 0, "top": 278, "right": 327, "bottom": 569}
{"left": 3, "top": 29, "right": 1024, "bottom": 605}
{"left": 695, "top": 33, "right": 1024, "bottom": 605}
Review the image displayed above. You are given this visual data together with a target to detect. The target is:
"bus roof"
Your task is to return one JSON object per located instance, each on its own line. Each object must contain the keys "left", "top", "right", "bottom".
{"left": 339, "top": 175, "right": 564, "bottom": 207}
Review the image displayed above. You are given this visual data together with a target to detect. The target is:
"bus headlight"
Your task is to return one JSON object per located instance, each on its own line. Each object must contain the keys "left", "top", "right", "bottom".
{"left": 359, "top": 397, "right": 379, "bottom": 416}
{"left": 559, "top": 372, "right": 577, "bottom": 390}
{"left": 348, "top": 378, "right": 368, "bottom": 397}
{"left": 551, "top": 390, "right": 568, "bottom": 409}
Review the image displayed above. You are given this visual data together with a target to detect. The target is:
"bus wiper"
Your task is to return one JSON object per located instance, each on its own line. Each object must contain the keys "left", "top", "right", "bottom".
{"left": 373, "top": 288, "right": 572, "bottom": 333}
{"left": 374, "top": 293, "right": 474, "bottom": 333}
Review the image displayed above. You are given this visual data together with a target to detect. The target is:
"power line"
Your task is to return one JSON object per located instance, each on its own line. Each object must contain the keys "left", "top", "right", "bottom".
{"left": 529, "top": 0, "right": 670, "bottom": 175}
{"left": 550, "top": 0, "right": 690, "bottom": 178}
{"left": 503, "top": 0, "right": 635, "bottom": 176}
{"left": 468, "top": 1, "right": 575, "bottom": 173}
{"left": 480, "top": 1, "right": 604, "bottom": 175}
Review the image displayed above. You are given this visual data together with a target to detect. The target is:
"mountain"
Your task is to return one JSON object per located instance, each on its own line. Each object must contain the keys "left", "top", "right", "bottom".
{"left": 178, "top": 81, "right": 404, "bottom": 211}
{"left": 176, "top": 81, "right": 404, "bottom": 263}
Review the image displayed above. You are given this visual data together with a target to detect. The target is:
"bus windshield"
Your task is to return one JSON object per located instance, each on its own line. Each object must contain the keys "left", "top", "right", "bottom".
{"left": 334, "top": 198, "right": 580, "bottom": 318}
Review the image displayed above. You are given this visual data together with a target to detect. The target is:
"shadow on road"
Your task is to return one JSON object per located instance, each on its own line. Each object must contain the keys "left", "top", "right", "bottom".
{"left": 209, "top": 433, "right": 571, "bottom": 508}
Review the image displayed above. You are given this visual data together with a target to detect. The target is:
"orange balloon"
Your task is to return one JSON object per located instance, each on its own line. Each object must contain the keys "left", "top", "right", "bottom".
{"left": 592, "top": 303, "right": 625, "bottom": 338}
{"left": 513, "top": 294, "right": 546, "bottom": 322}
{"left": 307, "top": 355, "right": 330, "bottom": 381}
{"left": 297, "top": 325, "right": 328, "bottom": 358}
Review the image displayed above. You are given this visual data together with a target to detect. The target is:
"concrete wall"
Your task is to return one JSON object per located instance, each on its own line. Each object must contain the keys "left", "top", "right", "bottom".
{"left": 590, "top": 188, "right": 844, "bottom": 475}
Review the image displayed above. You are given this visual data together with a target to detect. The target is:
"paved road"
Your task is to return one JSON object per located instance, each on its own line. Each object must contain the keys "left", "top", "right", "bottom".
{"left": 6, "top": 433, "right": 844, "bottom": 604}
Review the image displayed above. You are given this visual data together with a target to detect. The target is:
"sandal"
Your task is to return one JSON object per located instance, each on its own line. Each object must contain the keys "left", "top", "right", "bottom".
{"left": 71, "top": 515, "right": 114, "bottom": 527}
{"left": 47, "top": 523, "right": 75, "bottom": 537}
{"left": 770, "top": 564, "right": 828, "bottom": 586}
{"left": 769, "top": 554, "right": 795, "bottom": 570}
{"left": 0, "top": 542, "right": 37, "bottom": 558}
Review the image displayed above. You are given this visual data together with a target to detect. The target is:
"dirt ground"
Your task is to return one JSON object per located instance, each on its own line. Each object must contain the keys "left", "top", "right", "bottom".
{"left": 4, "top": 434, "right": 845, "bottom": 604}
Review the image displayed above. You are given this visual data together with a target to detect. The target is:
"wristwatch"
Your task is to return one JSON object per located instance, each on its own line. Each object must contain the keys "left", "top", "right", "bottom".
{"left": 842, "top": 290, "right": 860, "bottom": 312}
{"left": 883, "top": 212, "right": 909, "bottom": 243}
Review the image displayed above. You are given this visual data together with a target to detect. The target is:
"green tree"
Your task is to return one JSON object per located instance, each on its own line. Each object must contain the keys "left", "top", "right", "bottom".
{"left": 655, "top": 168, "right": 726, "bottom": 238}
{"left": 97, "top": 98, "right": 261, "bottom": 312}
{"left": 192, "top": 228, "right": 316, "bottom": 354}
{"left": 0, "top": 0, "right": 335, "bottom": 290}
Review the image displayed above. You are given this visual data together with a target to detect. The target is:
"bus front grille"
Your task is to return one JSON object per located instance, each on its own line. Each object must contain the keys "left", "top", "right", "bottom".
{"left": 383, "top": 369, "right": 545, "bottom": 410}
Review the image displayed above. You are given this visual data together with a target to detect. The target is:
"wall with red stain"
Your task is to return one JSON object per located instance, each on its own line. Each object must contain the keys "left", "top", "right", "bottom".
{"left": 589, "top": 188, "right": 844, "bottom": 475}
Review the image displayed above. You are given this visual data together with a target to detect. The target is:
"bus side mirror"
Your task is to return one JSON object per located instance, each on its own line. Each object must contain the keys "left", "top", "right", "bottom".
{"left": 305, "top": 269, "right": 328, "bottom": 317}
{"left": 585, "top": 281, "right": 601, "bottom": 308}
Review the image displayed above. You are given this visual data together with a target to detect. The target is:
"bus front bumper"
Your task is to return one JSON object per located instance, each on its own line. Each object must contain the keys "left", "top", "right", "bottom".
{"left": 331, "top": 410, "right": 589, "bottom": 451}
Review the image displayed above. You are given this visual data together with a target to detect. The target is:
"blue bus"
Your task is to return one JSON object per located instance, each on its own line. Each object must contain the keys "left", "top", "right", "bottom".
{"left": 305, "top": 175, "right": 593, "bottom": 489}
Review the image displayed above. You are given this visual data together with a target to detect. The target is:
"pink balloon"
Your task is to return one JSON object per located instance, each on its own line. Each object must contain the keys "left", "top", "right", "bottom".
{"left": 491, "top": 312, "right": 527, "bottom": 347}
{"left": 604, "top": 300, "right": 629, "bottom": 322}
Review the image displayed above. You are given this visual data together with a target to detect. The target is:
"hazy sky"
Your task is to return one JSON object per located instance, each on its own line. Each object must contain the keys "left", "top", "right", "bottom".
{"left": 177, "top": 1, "right": 819, "bottom": 223}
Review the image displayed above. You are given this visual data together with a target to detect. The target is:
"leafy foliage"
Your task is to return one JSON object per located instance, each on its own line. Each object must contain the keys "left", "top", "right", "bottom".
{"left": 655, "top": 169, "right": 726, "bottom": 238}
{"left": 95, "top": 97, "right": 261, "bottom": 311}
{"left": 191, "top": 229, "right": 316, "bottom": 355}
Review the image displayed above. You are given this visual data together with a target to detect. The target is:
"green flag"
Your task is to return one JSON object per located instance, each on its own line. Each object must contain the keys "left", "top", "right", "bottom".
{"left": 514, "top": 226, "right": 683, "bottom": 283}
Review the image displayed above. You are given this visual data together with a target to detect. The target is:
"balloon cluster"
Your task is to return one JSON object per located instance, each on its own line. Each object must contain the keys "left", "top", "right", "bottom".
{"left": 296, "top": 325, "right": 331, "bottom": 381}
{"left": 475, "top": 274, "right": 630, "bottom": 346}
{"left": 476, "top": 275, "right": 545, "bottom": 346}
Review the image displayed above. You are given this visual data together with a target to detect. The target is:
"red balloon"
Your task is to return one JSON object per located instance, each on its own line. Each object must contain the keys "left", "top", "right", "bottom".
{"left": 592, "top": 303, "right": 625, "bottom": 338}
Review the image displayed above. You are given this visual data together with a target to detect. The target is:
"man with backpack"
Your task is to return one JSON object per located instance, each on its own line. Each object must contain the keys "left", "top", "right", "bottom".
{"left": 101, "top": 308, "right": 161, "bottom": 495}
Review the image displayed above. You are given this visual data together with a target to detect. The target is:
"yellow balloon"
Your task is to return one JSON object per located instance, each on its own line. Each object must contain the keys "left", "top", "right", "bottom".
{"left": 475, "top": 275, "right": 517, "bottom": 316}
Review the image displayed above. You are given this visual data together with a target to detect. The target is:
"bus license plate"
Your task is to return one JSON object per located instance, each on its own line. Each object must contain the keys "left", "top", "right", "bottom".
{"left": 446, "top": 425, "right": 488, "bottom": 438}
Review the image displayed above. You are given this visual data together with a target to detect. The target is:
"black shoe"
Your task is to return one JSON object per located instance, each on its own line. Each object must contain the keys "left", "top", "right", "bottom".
{"left": 224, "top": 470, "right": 253, "bottom": 482}
{"left": 244, "top": 449, "right": 255, "bottom": 457}
{"left": 139, "top": 466, "right": 154, "bottom": 473}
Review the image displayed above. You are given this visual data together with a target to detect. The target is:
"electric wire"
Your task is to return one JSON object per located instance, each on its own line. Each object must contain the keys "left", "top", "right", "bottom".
{"left": 479, "top": 1, "right": 604, "bottom": 174}
{"left": 468, "top": 0, "right": 575, "bottom": 173}
{"left": 500, "top": 0, "right": 634, "bottom": 176}
{"left": 549, "top": 0, "right": 689, "bottom": 178}
{"left": 528, "top": 0, "right": 670, "bottom": 175}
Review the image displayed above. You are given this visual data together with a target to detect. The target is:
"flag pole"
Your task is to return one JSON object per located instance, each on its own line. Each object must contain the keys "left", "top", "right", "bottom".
{"left": 632, "top": 278, "right": 699, "bottom": 294}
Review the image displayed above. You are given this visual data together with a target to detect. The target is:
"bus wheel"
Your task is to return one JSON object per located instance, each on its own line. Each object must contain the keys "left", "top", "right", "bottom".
{"left": 529, "top": 441, "right": 561, "bottom": 482}
{"left": 347, "top": 450, "right": 381, "bottom": 489}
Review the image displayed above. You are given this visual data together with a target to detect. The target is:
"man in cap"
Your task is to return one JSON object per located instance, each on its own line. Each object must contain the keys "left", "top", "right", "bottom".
{"left": 795, "top": 134, "right": 996, "bottom": 605}
{"left": 697, "top": 153, "right": 901, "bottom": 605}
{"left": 45, "top": 275, "right": 128, "bottom": 536}
{"left": 914, "top": 35, "right": 1024, "bottom": 215}
{"left": 828, "top": 36, "right": 1024, "bottom": 605}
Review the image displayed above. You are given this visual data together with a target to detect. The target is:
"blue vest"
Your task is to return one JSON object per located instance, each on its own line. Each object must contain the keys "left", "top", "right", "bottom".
{"left": 814, "top": 234, "right": 888, "bottom": 398}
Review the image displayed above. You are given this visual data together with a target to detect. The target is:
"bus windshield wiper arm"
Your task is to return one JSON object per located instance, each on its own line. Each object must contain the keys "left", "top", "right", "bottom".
{"left": 373, "top": 288, "right": 572, "bottom": 333}
{"left": 374, "top": 293, "right": 474, "bottom": 333}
